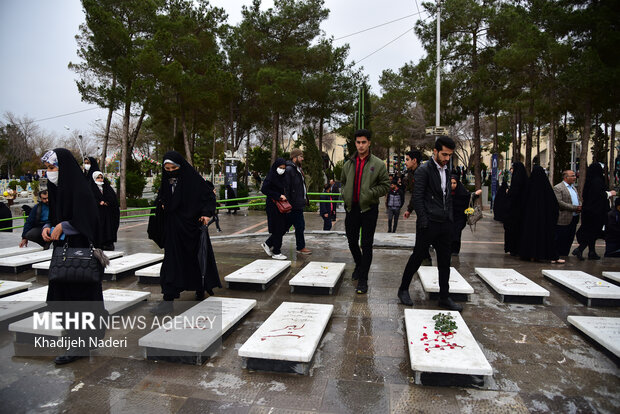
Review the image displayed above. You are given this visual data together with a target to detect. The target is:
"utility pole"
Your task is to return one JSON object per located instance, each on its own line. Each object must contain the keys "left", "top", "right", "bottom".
{"left": 435, "top": 0, "right": 441, "bottom": 128}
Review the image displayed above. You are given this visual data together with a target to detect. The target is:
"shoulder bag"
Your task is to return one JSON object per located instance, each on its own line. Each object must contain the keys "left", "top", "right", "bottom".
{"left": 274, "top": 199, "right": 292, "bottom": 214}
{"left": 466, "top": 193, "right": 483, "bottom": 232}
{"left": 48, "top": 243, "right": 105, "bottom": 284}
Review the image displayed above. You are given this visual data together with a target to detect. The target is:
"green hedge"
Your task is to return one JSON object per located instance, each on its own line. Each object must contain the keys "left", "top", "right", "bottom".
{"left": 126, "top": 198, "right": 151, "bottom": 208}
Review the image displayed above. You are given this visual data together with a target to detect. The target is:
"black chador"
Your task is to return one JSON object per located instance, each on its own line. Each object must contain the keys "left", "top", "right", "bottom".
{"left": 503, "top": 162, "right": 528, "bottom": 255}
{"left": 518, "top": 166, "right": 560, "bottom": 261}
{"left": 90, "top": 171, "right": 120, "bottom": 250}
{"left": 493, "top": 180, "right": 509, "bottom": 222}
{"left": 83, "top": 156, "right": 100, "bottom": 180}
{"left": 157, "top": 151, "right": 221, "bottom": 301}
{"left": 575, "top": 163, "right": 610, "bottom": 258}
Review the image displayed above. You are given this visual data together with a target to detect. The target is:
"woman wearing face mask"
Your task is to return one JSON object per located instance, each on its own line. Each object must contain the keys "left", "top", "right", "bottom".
{"left": 260, "top": 158, "right": 289, "bottom": 260}
{"left": 40, "top": 149, "right": 107, "bottom": 365}
{"left": 91, "top": 171, "right": 120, "bottom": 250}
{"left": 450, "top": 176, "right": 482, "bottom": 255}
{"left": 151, "top": 151, "right": 221, "bottom": 315}
{"left": 83, "top": 157, "right": 100, "bottom": 180}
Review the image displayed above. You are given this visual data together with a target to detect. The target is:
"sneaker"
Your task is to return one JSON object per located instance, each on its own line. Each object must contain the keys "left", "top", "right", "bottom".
{"left": 261, "top": 242, "right": 273, "bottom": 257}
{"left": 296, "top": 248, "right": 312, "bottom": 255}
{"left": 272, "top": 253, "right": 287, "bottom": 260}
{"left": 438, "top": 297, "right": 463, "bottom": 312}
{"left": 356, "top": 281, "right": 368, "bottom": 294}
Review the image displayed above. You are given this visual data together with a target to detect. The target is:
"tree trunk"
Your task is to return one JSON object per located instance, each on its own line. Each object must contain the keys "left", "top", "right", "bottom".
{"left": 318, "top": 116, "right": 324, "bottom": 154}
{"left": 517, "top": 107, "right": 522, "bottom": 162}
{"left": 536, "top": 122, "right": 540, "bottom": 162}
{"left": 511, "top": 112, "right": 517, "bottom": 163}
{"left": 128, "top": 107, "right": 146, "bottom": 155}
{"left": 120, "top": 99, "right": 130, "bottom": 211}
{"left": 271, "top": 112, "right": 279, "bottom": 164}
{"left": 548, "top": 119, "right": 555, "bottom": 186}
{"left": 100, "top": 75, "right": 116, "bottom": 172}
{"left": 493, "top": 112, "right": 498, "bottom": 154}
{"left": 525, "top": 99, "right": 534, "bottom": 172}
{"left": 610, "top": 120, "right": 616, "bottom": 186}
{"left": 181, "top": 108, "right": 192, "bottom": 166}
{"left": 578, "top": 101, "right": 591, "bottom": 196}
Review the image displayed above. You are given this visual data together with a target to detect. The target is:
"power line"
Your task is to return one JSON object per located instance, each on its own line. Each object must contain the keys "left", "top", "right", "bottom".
{"left": 334, "top": 12, "right": 422, "bottom": 41}
{"left": 13, "top": 107, "right": 101, "bottom": 126}
{"left": 355, "top": 27, "right": 414, "bottom": 64}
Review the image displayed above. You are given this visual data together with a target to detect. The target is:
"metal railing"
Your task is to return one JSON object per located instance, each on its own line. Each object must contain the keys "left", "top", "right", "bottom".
{"left": 0, "top": 193, "right": 345, "bottom": 231}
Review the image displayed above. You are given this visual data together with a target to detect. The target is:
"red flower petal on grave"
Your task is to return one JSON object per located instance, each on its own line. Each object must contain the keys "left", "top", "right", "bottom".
{"left": 434, "top": 331, "right": 439, "bottom": 334}
{"left": 424, "top": 343, "right": 429, "bottom": 346}
{"left": 410, "top": 341, "right": 413, "bottom": 344}
{"left": 450, "top": 346, "right": 454, "bottom": 349}
{"left": 440, "top": 348, "right": 444, "bottom": 350}
{"left": 423, "top": 326, "right": 427, "bottom": 329}
{"left": 442, "top": 339, "right": 446, "bottom": 343}
{"left": 425, "top": 348, "right": 429, "bottom": 352}
{"left": 420, "top": 338, "right": 424, "bottom": 341}
{"left": 435, "top": 339, "right": 438, "bottom": 341}
{"left": 435, "top": 344, "right": 440, "bottom": 348}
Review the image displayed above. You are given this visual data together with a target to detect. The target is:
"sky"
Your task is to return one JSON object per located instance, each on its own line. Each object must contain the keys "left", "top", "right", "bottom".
{"left": 0, "top": 0, "right": 429, "bottom": 141}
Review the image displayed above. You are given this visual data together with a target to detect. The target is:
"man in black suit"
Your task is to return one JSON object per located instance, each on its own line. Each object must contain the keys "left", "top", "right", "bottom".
{"left": 397, "top": 136, "right": 462, "bottom": 311}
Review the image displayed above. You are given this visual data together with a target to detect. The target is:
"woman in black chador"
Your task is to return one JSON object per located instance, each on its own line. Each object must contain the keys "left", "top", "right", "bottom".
{"left": 450, "top": 175, "right": 482, "bottom": 255}
{"left": 518, "top": 166, "right": 564, "bottom": 263}
{"left": 493, "top": 179, "right": 509, "bottom": 222}
{"left": 151, "top": 151, "right": 221, "bottom": 314}
{"left": 91, "top": 171, "right": 120, "bottom": 250}
{"left": 573, "top": 162, "right": 616, "bottom": 260}
{"left": 260, "top": 158, "right": 289, "bottom": 260}
{"left": 41, "top": 148, "right": 107, "bottom": 365}
{"left": 503, "top": 162, "right": 528, "bottom": 255}
{"left": 83, "top": 156, "right": 100, "bottom": 180}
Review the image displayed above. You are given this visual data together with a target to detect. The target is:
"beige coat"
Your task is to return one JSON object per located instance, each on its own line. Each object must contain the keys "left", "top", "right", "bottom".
{"left": 553, "top": 181, "right": 581, "bottom": 226}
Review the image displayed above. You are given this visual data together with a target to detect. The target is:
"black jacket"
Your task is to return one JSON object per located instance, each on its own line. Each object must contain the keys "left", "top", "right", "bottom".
{"left": 413, "top": 159, "right": 453, "bottom": 228}
{"left": 284, "top": 161, "right": 307, "bottom": 210}
{"left": 386, "top": 188, "right": 405, "bottom": 209}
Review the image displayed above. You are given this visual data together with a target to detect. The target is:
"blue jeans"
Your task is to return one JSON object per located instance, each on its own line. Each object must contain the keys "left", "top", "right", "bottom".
{"left": 286, "top": 209, "right": 306, "bottom": 250}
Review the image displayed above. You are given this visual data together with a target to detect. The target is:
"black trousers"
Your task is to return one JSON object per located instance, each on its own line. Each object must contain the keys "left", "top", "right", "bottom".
{"left": 555, "top": 215, "right": 579, "bottom": 256}
{"left": 345, "top": 204, "right": 378, "bottom": 283}
{"left": 400, "top": 221, "right": 452, "bottom": 299}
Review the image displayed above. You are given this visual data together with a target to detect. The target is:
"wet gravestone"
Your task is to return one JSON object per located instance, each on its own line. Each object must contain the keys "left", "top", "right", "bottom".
{"left": 417, "top": 266, "right": 474, "bottom": 301}
{"left": 0, "top": 246, "right": 42, "bottom": 258}
{"left": 0, "top": 250, "right": 53, "bottom": 273}
{"left": 289, "top": 262, "right": 346, "bottom": 295}
{"left": 601, "top": 271, "right": 620, "bottom": 285}
{"left": 238, "top": 301, "right": 333, "bottom": 375}
{"left": 224, "top": 259, "right": 291, "bottom": 291}
{"left": 474, "top": 267, "right": 549, "bottom": 304}
{"left": 103, "top": 253, "right": 164, "bottom": 281}
{"left": 542, "top": 270, "right": 620, "bottom": 307}
{"left": 567, "top": 316, "right": 620, "bottom": 360}
{"left": 0, "top": 286, "right": 48, "bottom": 322}
{"left": 0, "top": 280, "right": 32, "bottom": 298}
{"left": 135, "top": 263, "right": 161, "bottom": 284}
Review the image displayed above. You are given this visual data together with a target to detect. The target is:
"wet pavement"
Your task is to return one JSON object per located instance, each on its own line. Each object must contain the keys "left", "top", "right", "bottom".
{"left": 0, "top": 205, "right": 618, "bottom": 413}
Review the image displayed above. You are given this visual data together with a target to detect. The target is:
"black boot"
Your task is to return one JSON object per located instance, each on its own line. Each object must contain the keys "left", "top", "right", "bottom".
{"left": 588, "top": 251, "right": 601, "bottom": 260}
{"left": 572, "top": 248, "right": 584, "bottom": 261}
{"left": 398, "top": 289, "right": 413, "bottom": 306}
{"left": 438, "top": 297, "right": 463, "bottom": 312}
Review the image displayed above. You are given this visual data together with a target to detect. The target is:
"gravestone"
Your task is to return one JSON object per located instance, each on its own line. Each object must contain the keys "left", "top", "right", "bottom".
{"left": 601, "top": 272, "right": 620, "bottom": 285}
{"left": 0, "top": 280, "right": 32, "bottom": 298}
{"left": 32, "top": 250, "right": 124, "bottom": 276}
{"left": 0, "top": 286, "right": 48, "bottom": 322}
{"left": 373, "top": 233, "right": 416, "bottom": 248}
{"left": 417, "top": 266, "right": 474, "bottom": 301}
{"left": 224, "top": 259, "right": 291, "bottom": 291}
{"left": 238, "top": 301, "right": 333, "bottom": 374}
{"left": 0, "top": 250, "right": 53, "bottom": 273}
{"left": 139, "top": 296, "right": 256, "bottom": 365}
{"left": 9, "top": 289, "right": 150, "bottom": 355}
{"left": 0, "top": 246, "right": 42, "bottom": 258}
{"left": 289, "top": 262, "right": 346, "bottom": 295}
{"left": 135, "top": 263, "right": 161, "bottom": 284}
{"left": 567, "top": 316, "right": 620, "bottom": 360}
{"left": 474, "top": 268, "right": 549, "bottom": 304}
{"left": 404, "top": 309, "right": 493, "bottom": 387}
{"left": 104, "top": 253, "right": 164, "bottom": 281}
{"left": 542, "top": 270, "right": 620, "bottom": 307}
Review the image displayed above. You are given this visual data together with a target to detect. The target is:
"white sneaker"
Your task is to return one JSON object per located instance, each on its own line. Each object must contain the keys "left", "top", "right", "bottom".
{"left": 271, "top": 253, "right": 287, "bottom": 260}
{"left": 260, "top": 242, "right": 273, "bottom": 257}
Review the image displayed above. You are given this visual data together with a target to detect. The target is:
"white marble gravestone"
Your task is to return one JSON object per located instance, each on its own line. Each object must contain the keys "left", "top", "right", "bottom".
{"left": 373, "top": 233, "right": 416, "bottom": 248}
{"left": 404, "top": 309, "right": 493, "bottom": 386}
{"left": 474, "top": 268, "right": 549, "bottom": 303}
{"left": 104, "top": 253, "right": 164, "bottom": 281}
{"left": 417, "top": 266, "right": 474, "bottom": 301}
{"left": 135, "top": 263, "right": 162, "bottom": 284}
{"left": 0, "top": 250, "right": 53, "bottom": 273}
{"left": 542, "top": 270, "right": 620, "bottom": 306}
{"left": 238, "top": 301, "right": 333, "bottom": 374}
{"left": 9, "top": 288, "right": 150, "bottom": 337}
{"left": 0, "top": 280, "right": 32, "bottom": 298}
{"left": 0, "top": 246, "right": 42, "bottom": 259}
{"left": 601, "top": 272, "right": 620, "bottom": 285}
{"left": 288, "top": 262, "right": 346, "bottom": 294}
{"left": 224, "top": 259, "right": 291, "bottom": 290}
{"left": 32, "top": 250, "right": 124, "bottom": 276}
{"left": 0, "top": 286, "right": 48, "bottom": 322}
{"left": 567, "top": 316, "right": 620, "bottom": 358}
{"left": 139, "top": 296, "right": 256, "bottom": 365}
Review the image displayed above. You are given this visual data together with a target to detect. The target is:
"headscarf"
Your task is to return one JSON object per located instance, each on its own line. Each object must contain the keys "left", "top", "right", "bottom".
{"left": 506, "top": 162, "right": 528, "bottom": 210}
{"left": 41, "top": 150, "right": 58, "bottom": 167}
{"left": 158, "top": 151, "right": 210, "bottom": 215}
{"left": 83, "top": 156, "right": 100, "bottom": 179}
{"left": 42, "top": 148, "right": 98, "bottom": 241}
{"left": 264, "top": 157, "right": 287, "bottom": 186}
{"left": 92, "top": 171, "right": 104, "bottom": 185}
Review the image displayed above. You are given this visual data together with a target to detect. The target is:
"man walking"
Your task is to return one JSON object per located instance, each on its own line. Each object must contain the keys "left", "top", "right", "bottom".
{"left": 19, "top": 190, "right": 51, "bottom": 249}
{"left": 341, "top": 129, "right": 390, "bottom": 294}
{"left": 398, "top": 136, "right": 462, "bottom": 311}
{"left": 403, "top": 149, "right": 432, "bottom": 265}
{"left": 553, "top": 170, "right": 581, "bottom": 256}
{"left": 285, "top": 148, "right": 311, "bottom": 255}
{"left": 386, "top": 180, "right": 404, "bottom": 232}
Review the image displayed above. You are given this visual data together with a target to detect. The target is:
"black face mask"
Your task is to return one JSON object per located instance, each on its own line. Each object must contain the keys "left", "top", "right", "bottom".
{"left": 167, "top": 169, "right": 180, "bottom": 178}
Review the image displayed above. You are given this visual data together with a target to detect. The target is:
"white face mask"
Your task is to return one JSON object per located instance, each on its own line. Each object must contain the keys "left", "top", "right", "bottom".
{"left": 96, "top": 180, "right": 104, "bottom": 186}
{"left": 84, "top": 164, "right": 91, "bottom": 171}
{"left": 47, "top": 171, "right": 59, "bottom": 185}
{"left": 276, "top": 167, "right": 285, "bottom": 175}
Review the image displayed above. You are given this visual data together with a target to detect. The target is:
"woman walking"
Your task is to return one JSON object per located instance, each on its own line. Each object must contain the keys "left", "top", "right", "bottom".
{"left": 260, "top": 158, "right": 289, "bottom": 260}
{"left": 91, "top": 171, "right": 120, "bottom": 250}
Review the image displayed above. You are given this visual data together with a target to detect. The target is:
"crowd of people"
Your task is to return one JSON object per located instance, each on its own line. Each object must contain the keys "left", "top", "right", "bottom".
{"left": 7, "top": 130, "right": 617, "bottom": 365}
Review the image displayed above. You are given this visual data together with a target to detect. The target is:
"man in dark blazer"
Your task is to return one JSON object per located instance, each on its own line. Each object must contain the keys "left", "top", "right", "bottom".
{"left": 398, "top": 136, "right": 462, "bottom": 311}
{"left": 553, "top": 170, "right": 581, "bottom": 256}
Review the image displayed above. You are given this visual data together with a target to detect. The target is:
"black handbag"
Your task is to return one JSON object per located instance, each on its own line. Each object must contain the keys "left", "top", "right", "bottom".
{"left": 48, "top": 243, "right": 104, "bottom": 284}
